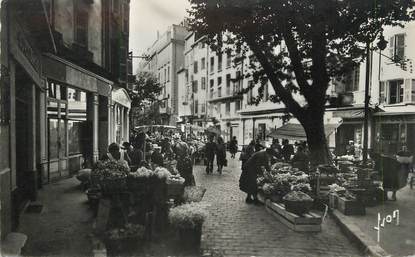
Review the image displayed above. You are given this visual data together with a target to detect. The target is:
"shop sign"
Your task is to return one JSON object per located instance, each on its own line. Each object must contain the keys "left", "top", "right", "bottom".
{"left": 66, "top": 66, "right": 97, "bottom": 92}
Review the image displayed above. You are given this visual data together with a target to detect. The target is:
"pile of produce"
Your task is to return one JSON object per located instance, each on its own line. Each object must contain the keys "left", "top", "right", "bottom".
{"left": 257, "top": 162, "right": 312, "bottom": 199}
{"left": 91, "top": 161, "right": 130, "bottom": 193}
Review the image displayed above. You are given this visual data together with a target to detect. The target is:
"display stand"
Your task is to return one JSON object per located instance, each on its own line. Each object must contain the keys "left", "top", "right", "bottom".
{"left": 265, "top": 200, "right": 322, "bottom": 232}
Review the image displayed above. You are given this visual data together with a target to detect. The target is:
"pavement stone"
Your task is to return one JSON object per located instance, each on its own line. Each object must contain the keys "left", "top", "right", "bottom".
{"left": 195, "top": 153, "right": 364, "bottom": 257}
{"left": 18, "top": 177, "right": 95, "bottom": 257}
{"left": 333, "top": 185, "right": 415, "bottom": 257}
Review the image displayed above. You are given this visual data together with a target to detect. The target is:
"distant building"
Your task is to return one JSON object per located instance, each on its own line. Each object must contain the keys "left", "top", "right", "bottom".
{"left": 138, "top": 25, "right": 189, "bottom": 126}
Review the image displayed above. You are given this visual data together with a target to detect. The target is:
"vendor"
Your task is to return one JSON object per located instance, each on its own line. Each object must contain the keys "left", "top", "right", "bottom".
{"left": 292, "top": 144, "right": 309, "bottom": 172}
{"left": 239, "top": 147, "right": 279, "bottom": 205}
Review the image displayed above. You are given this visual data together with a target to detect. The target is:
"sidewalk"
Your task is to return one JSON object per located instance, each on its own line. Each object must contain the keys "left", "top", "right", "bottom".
{"left": 18, "top": 177, "right": 95, "bottom": 257}
{"left": 333, "top": 185, "right": 415, "bottom": 257}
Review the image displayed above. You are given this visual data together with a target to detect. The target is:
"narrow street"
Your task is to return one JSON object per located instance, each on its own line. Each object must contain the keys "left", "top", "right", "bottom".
{"left": 196, "top": 154, "right": 363, "bottom": 257}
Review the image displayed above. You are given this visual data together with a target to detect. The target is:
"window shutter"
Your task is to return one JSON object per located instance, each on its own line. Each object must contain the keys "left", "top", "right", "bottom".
{"left": 404, "top": 79, "right": 412, "bottom": 102}
{"left": 389, "top": 36, "right": 395, "bottom": 60}
{"left": 379, "top": 81, "right": 385, "bottom": 104}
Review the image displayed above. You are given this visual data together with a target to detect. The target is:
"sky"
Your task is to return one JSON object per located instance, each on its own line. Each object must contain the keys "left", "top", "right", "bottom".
{"left": 129, "top": 0, "right": 191, "bottom": 71}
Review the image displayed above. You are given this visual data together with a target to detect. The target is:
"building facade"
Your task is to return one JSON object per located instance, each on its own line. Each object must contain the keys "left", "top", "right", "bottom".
{"left": 0, "top": 0, "right": 131, "bottom": 243}
{"left": 138, "top": 25, "right": 188, "bottom": 126}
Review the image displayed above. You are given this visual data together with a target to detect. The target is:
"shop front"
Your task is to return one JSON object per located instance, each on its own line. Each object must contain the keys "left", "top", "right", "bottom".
{"left": 0, "top": 0, "right": 50, "bottom": 235}
{"left": 374, "top": 110, "right": 415, "bottom": 156}
{"left": 330, "top": 106, "right": 372, "bottom": 157}
{"left": 41, "top": 54, "right": 113, "bottom": 182}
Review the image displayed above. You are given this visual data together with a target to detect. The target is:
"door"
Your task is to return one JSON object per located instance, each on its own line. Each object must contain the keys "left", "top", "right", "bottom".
{"left": 47, "top": 101, "right": 68, "bottom": 182}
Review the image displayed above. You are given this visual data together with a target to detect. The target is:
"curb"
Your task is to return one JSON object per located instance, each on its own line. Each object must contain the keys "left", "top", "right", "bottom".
{"left": 331, "top": 210, "right": 391, "bottom": 257}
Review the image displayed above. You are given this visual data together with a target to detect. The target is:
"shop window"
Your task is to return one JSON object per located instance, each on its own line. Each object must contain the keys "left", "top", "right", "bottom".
{"left": 218, "top": 87, "right": 222, "bottom": 98}
{"left": 388, "top": 80, "right": 404, "bottom": 104}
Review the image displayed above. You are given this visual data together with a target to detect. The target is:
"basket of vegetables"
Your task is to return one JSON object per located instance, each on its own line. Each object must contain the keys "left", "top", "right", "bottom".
{"left": 91, "top": 161, "right": 129, "bottom": 195}
{"left": 283, "top": 191, "right": 314, "bottom": 215}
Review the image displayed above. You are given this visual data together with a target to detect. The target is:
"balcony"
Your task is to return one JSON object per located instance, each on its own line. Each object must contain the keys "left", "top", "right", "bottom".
{"left": 208, "top": 88, "right": 243, "bottom": 103}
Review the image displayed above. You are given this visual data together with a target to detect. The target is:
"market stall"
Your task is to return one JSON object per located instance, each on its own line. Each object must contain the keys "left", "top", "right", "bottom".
{"left": 88, "top": 158, "right": 208, "bottom": 255}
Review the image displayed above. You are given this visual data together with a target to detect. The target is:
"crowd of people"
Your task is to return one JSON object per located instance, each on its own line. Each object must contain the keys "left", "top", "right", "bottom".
{"left": 99, "top": 130, "right": 203, "bottom": 187}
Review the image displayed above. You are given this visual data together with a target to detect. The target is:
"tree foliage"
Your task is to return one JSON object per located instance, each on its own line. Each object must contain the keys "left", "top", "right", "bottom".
{"left": 128, "top": 71, "right": 163, "bottom": 108}
{"left": 188, "top": 0, "right": 415, "bottom": 164}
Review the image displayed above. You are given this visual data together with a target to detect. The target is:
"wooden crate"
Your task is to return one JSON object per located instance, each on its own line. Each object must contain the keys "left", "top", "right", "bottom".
{"left": 265, "top": 200, "right": 322, "bottom": 232}
{"left": 337, "top": 196, "right": 365, "bottom": 216}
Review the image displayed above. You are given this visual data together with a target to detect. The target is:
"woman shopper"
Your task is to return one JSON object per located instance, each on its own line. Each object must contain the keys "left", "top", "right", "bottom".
{"left": 239, "top": 148, "right": 278, "bottom": 205}
{"left": 229, "top": 136, "right": 238, "bottom": 159}
{"left": 175, "top": 140, "right": 196, "bottom": 186}
{"left": 216, "top": 136, "right": 227, "bottom": 174}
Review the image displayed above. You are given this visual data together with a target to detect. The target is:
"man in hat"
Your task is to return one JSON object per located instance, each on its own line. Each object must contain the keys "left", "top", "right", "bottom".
{"left": 239, "top": 147, "right": 279, "bottom": 205}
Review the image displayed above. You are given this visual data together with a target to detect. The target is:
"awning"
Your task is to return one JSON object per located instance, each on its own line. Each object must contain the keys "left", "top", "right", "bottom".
{"left": 268, "top": 122, "right": 342, "bottom": 141}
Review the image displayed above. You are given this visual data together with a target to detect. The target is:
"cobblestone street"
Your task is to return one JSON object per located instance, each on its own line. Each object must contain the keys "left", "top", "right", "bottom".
{"left": 195, "top": 154, "right": 363, "bottom": 257}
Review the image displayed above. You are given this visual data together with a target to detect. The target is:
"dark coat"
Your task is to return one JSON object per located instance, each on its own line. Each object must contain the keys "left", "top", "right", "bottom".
{"left": 239, "top": 151, "right": 271, "bottom": 194}
{"left": 216, "top": 143, "right": 227, "bottom": 165}
{"left": 205, "top": 141, "right": 216, "bottom": 159}
{"left": 282, "top": 144, "right": 294, "bottom": 161}
{"left": 374, "top": 155, "right": 409, "bottom": 190}
{"left": 177, "top": 156, "right": 195, "bottom": 186}
{"left": 229, "top": 139, "right": 238, "bottom": 154}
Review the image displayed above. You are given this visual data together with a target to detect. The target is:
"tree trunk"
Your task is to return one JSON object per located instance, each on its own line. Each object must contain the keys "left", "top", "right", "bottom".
{"left": 300, "top": 111, "right": 331, "bottom": 167}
